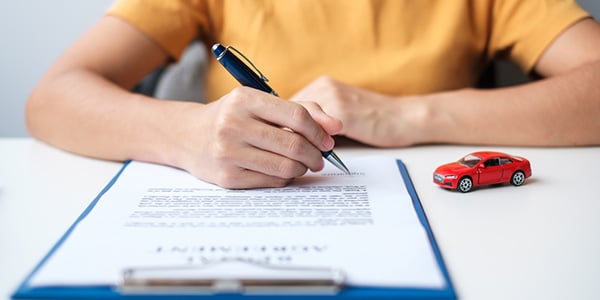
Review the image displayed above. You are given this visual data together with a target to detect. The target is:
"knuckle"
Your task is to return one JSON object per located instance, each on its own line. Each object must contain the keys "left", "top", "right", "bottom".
{"left": 300, "top": 101, "right": 321, "bottom": 113}
{"left": 270, "top": 177, "right": 292, "bottom": 188}
{"left": 211, "top": 141, "right": 235, "bottom": 164}
{"left": 290, "top": 105, "right": 312, "bottom": 125}
{"left": 213, "top": 113, "right": 242, "bottom": 141}
{"left": 221, "top": 87, "right": 254, "bottom": 110}
{"left": 284, "top": 134, "right": 306, "bottom": 157}
{"left": 317, "top": 76, "right": 342, "bottom": 93}
{"left": 316, "top": 75, "right": 335, "bottom": 86}
{"left": 256, "top": 126, "right": 274, "bottom": 143}
{"left": 276, "top": 159, "right": 306, "bottom": 179}
{"left": 228, "top": 86, "right": 252, "bottom": 100}
{"left": 214, "top": 171, "right": 240, "bottom": 189}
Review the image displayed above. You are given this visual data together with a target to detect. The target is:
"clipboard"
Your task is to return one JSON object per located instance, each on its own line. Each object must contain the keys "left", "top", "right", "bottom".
{"left": 12, "top": 160, "right": 457, "bottom": 299}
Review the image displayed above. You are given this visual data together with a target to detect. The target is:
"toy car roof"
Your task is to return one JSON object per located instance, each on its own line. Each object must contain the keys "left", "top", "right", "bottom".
{"left": 471, "top": 151, "right": 523, "bottom": 160}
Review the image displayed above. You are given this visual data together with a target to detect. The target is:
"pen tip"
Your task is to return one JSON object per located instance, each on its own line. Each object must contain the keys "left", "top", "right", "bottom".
{"left": 324, "top": 151, "right": 350, "bottom": 175}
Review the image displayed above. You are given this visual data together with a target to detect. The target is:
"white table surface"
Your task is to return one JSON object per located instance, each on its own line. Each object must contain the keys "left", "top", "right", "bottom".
{"left": 1, "top": 137, "right": 599, "bottom": 300}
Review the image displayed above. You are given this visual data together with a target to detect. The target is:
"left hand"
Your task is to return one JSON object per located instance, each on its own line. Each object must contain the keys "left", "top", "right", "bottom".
{"left": 290, "top": 76, "right": 426, "bottom": 147}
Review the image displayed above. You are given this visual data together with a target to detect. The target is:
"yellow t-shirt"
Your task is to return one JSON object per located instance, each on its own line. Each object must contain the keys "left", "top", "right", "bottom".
{"left": 107, "top": 0, "right": 589, "bottom": 101}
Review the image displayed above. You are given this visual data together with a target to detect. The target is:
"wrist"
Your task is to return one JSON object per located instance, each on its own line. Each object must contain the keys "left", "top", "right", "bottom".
{"left": 380, "top": 93, "right": 444, "bottom": 146}
{"left": 128, "top": 95, "right": 207, "bottom": 171}
{"left": 414, "top": 88, "right": 479, "bottom": 145}
{"left": 391, "top": 89, "right": 471, "bottom": 146}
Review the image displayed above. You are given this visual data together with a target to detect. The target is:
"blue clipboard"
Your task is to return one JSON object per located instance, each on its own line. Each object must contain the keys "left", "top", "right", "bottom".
{"left": 12, "top": 160, "right": 457, "bottom": 299}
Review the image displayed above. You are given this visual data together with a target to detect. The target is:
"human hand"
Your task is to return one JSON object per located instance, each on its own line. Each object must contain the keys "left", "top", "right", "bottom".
{"left": 290, "top": 76, "right": 428, "bottom": 147}
{"left": 178, "top": 87, "right": 342, "bottom": 189}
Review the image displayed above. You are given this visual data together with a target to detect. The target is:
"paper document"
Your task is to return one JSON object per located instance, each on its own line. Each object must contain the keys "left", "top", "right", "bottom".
{"left": 30, "top": 156, "right": 445, "bottom": 288}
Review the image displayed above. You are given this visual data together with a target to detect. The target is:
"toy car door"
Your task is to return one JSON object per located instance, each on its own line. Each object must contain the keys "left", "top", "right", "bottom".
{"left": 477, "top": 158, "right": 503, "bottom": 185}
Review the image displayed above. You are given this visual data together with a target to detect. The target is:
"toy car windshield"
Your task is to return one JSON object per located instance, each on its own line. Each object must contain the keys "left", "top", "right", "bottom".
{"left": 458, "top": 154, "right": 481, "bottom": 168}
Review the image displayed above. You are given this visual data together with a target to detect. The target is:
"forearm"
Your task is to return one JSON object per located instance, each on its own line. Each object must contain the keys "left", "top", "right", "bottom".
{"left": 26, "top": 68, "right": 199, "bottom": 168}
{"left": 26, "top": 70, "right": 342, "bottom": 188}
{"left": 412, "top": 60, "right": 600, "bottom": 146}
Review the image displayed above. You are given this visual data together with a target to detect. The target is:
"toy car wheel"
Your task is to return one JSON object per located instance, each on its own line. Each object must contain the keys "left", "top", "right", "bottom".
{"left": 511, "top": 171, "right": 526, "bottom": 186}
{"left": 457, "top": 177, "right": 473, "bottom": 193}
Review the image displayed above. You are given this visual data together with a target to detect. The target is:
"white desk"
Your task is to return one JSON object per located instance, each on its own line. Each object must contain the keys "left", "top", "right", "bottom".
{"left": 1, "top": 138, "right": 599, "bottom": 300}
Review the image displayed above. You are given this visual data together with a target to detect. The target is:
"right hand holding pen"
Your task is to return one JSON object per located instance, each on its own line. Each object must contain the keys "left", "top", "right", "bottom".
{"left": 182, "top": 87, "right": 342, "bottom": 189}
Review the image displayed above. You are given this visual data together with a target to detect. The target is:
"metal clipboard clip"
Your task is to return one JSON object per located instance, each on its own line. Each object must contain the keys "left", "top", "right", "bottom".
{"left": 119, "top": 259, "right": 345, "bottom": 295}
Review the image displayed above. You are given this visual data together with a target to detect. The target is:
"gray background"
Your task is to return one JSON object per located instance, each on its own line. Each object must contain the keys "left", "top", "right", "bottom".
{"left": 1, "top": 0, "right": 599, "bottom": 137}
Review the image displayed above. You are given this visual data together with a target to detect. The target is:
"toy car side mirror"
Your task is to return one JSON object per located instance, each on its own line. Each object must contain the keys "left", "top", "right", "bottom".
{"left": 479, "top": 163, "right": 485, "bottom": 169}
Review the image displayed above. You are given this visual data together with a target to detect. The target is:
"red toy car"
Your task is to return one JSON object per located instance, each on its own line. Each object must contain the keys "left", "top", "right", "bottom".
{"left": 433, "top": 151, "right": 532, "bottom": 193}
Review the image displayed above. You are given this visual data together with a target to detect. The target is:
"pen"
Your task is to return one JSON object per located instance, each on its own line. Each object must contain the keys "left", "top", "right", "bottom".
{"left": 211, "top": 43, "right": 350, "bottom": 175}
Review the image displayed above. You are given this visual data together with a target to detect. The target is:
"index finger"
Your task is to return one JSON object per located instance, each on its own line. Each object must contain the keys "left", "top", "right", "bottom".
{"left": 249, "top": 92, "right": 335, "bottom": 151}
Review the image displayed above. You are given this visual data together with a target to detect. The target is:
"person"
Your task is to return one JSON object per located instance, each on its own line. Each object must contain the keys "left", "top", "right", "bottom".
{"left": 26, "top": 0, "right": 600, "bottom": 189}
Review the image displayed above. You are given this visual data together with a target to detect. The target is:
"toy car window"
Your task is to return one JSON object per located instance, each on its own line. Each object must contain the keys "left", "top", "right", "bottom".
{"left": 500, "top": 158, "right": 513, "bottom": 165}
{"left": 484, "top": 158, "right": 500, "bottom": 167}
{"left": 459, "top": 154, "right": 481, "bottom": 167}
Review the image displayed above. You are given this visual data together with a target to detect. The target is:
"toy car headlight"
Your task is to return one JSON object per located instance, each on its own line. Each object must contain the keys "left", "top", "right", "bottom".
{"left": 445, "top": 175, "right": 457, "bottom": 179}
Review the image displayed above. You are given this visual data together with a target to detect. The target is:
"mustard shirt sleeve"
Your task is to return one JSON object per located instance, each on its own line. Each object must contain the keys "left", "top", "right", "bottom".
{"left": 489, "top": 0, "right": 590, "bottom": 73}
{"left": 106, "top": 0, "right": 209, "bottom": 60}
